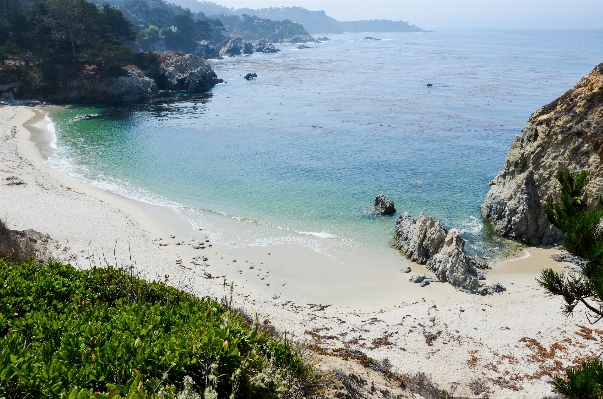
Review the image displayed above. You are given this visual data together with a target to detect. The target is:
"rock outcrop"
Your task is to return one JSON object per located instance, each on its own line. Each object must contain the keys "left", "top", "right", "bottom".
{"left": 281, "top": 34, "right": 315, "bottom": 44}
{"left": 374, "top": 194, "right": 396, "bottom": 215}
{"left": 158, "top": 54, "right": 223, "bottom": 93}
{"left": 395, "top": 212, "right": 504, "bottom": 294}
{"left": 19, "top": 52, "right": 223, "bottom": 104}
{"left": 220, "top": 38, "right": 245, "bottom": 57}
{"left": 51, "top": 70, "right": 158, "bottom": 103}
{"left": 394, "top": 213, "right": 447, "bottom": 264}
{"left": 196, "top": 41, "right": 221, "bottom": 59}
{"left": 481, "top": 63, "right": 603, "bottom": 246}
{"left": 253, "top": 42, "right": 279, "bottom": 53}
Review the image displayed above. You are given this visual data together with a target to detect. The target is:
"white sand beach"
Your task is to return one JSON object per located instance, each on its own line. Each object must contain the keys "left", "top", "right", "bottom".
{"left": 2, "top": 104, "right": 601, "bottom": 398}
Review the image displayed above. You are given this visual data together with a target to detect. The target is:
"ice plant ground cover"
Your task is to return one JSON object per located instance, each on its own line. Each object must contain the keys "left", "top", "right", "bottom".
{"left": 0, "top": 258, "right": 322, "bottom": 398}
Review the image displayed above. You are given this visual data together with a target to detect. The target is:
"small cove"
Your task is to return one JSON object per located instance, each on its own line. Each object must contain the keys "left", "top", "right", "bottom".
{"left": 44, "top": 30, "right": 603, "bottom": 266}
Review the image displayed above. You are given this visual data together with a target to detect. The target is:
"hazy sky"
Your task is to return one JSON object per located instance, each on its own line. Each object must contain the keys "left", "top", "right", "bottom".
{"left": 211, "top": 0, "right": 603, "bottom": 30}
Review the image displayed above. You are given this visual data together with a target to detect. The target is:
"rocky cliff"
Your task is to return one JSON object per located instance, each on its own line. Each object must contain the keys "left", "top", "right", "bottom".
{"left": 5, "top": 53, "right": 223, "bottom": 104}
{"left": 481, "top": 63, "right": 603, "bottom": 246}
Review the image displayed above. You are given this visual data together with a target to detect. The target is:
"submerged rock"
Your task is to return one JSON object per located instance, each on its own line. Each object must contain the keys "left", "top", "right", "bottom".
{"left": 481, "top": 63, "right": 603, "bottom": 246}
{"left": 395, "top": 212, "right": 504, "bottom": 295}
{"left": 374, "top": 194, "right": 396, "bottom": 215}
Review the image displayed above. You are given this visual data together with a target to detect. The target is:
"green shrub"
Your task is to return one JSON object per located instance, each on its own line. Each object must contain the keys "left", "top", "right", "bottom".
{"left": 0, "top": 260, "right": 317, "bottom": 398}
{"left": 538, "top": 170, "right": 603, "bottom": 398}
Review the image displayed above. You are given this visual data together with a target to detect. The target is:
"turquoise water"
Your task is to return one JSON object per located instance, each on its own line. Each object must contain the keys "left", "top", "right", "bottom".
{"left": 47, "top": 30, "right": 603, "bottom": 258}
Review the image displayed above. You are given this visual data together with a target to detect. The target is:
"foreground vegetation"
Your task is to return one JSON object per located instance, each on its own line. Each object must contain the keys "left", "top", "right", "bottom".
{"left": 539, "top": 170, "right": 603, "bottom": 398}
{"left": 0, "top": 256, "right": 322, "bottom": 398}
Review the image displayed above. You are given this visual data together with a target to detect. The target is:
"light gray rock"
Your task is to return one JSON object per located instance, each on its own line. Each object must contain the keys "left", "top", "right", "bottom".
{"left": 394, "top": 213, "right": 447, "bottom": 264}
{"left": 425, "top": 229, "right": 481, "bottom": 293}
{"left": 374, "top": 194, "right": 396, "bottom": 215}
{"left": 550, "top": 252, "right": 587, "bottom": 268}
{"left": 481, "top": 63, "right": 603, "bottom": 246}
{"left": 420, "top": 279, "right": 430, "bottom": 287}
{"left": 261, "top": 43, "right": 279, "bottom": 53}
{"left": 401, "top": 266, "right": 411, "bottom": 273}
{"left": 220, "top": 38, "right": 244, "bottom": 57}
{"left": 409, "top": 274, "right": 426, "bottom": 283}
{"left": 395, "top": 212, "right": 504, "bottom": 294}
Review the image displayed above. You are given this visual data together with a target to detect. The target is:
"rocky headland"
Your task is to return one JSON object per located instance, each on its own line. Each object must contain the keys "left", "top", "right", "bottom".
{"left": 481, "top": 63, "right": 603, "bottom": 246}
{"left": 1, "top": 52, "right": 224, "bottom": 104}
{"left": 394, "top": 212, "right": 505, "bottom": 295}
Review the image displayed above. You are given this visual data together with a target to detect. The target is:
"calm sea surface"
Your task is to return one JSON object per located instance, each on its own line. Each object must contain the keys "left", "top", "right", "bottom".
{"left": 46, "top": 30, "right": 603, "bottom": 260}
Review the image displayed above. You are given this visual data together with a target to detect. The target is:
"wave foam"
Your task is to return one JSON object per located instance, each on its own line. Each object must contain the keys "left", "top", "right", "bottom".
{"left": 297, "top": 231, "right": 336, "bottom": 239}
{"left": 44, "top": 114, "right": 57, "bottom": 149}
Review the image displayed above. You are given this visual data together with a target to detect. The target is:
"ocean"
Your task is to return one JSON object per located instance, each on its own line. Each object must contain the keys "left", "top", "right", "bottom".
{"left": 45, "top": 30, "right": 603, "bottom": 263}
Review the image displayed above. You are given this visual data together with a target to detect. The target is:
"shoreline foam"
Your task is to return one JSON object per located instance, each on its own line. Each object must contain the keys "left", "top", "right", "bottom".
{"left": 2, "top": 104, "right": 600, "bottom": 398}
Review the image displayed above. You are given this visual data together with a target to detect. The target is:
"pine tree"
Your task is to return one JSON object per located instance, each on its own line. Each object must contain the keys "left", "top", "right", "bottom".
{"left": 538, "top": 170, "right": 603, "bottom": 398}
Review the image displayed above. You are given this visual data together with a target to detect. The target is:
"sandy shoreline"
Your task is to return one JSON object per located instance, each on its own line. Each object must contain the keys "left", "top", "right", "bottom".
{"left": 2, "top": 104, "right": 601, "bottom": 398}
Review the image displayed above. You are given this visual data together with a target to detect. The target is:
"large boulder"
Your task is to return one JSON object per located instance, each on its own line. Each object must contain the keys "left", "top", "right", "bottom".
{"left": 374, "top": 194, "right": 396, "bottom": 215}
{"left": 481, "top": 63, "right": 603, "bottom": 246}
{"left": 220, "top": 38, "right": 244, "bottom": 57}
{"left": 158, "top": 54, "right": 223, "bottom": 93}
{"left": 394, "top": 213, "right": 447, "bottom": 264}
{"left": 252, "top": 41, "right": 280, "bottom": 53}
{"left": 394, "top": 213, "right": 504, "bottom": 294}
{"left": 426, "top": 229, "right": 482, "bottom": 293}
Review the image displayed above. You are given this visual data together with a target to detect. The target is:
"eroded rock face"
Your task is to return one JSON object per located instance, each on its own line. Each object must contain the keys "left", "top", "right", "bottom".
{"left": 426, "top": 229, "right": 481, "bottom": 293}
{"left": 56, "top": 71, "right": 158, "bottom": 103}
{"left": 158, "top": 54, "right": 223, "bottom": 93}
{"left": 395, "top": 213, "right": 504, "bottom": 294}
{"left": 374, "top": 194, "right": 396, "bottom": 215}
{"left": 394, "top": 213, "right": 447, "bottom": 264}
{"left": 481, "top": 63, "right": 603, "bottom": 246}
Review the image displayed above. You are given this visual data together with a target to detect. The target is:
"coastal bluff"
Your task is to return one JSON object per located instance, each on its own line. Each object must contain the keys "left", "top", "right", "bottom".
{"left": 481, "top": 62, "right": 603, "bottom": 246}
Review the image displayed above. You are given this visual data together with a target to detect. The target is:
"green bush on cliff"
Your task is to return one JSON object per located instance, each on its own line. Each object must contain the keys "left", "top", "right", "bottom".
{"left": 0, "top": 259, "right": 321, "bottom": 398}
{"left": 538, "top": 170, "right": 603, "bottom": 398}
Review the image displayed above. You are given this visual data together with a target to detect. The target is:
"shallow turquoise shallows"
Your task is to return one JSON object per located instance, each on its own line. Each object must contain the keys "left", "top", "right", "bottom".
{"left": 47, "top": 30, "right": 603, "bottom": 259}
